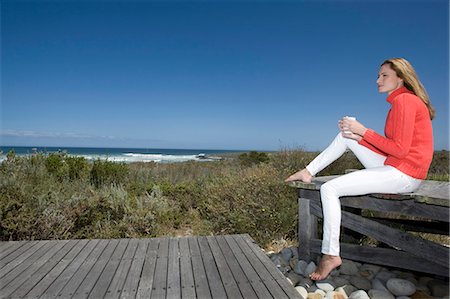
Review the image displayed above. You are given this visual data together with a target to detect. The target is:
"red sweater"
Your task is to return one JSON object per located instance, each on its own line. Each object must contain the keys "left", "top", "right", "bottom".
{"left": 359, "top": 86, "right": 433, "bottom": 179}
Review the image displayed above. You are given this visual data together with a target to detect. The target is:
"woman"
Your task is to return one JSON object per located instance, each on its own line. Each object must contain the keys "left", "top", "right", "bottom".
{"left": 285, "top": 58, "right": 434, "bottom": 281}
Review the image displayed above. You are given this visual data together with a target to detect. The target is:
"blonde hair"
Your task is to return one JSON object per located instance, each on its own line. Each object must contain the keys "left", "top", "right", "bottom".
{"left": 382, "top": 58, "right": 435, "bottom": 120}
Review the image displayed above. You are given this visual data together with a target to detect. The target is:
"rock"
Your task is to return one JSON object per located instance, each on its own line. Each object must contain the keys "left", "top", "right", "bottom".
{"left": 418, "top": 276, "right": 434, "bottom": 286}
{"left": 396, "top": 297, "right": 411, "bottom": 299}
{"left": 333, "top": 277, "right": 350, "bottom": 288}
{"left": 386, "top": 278, "right": 416, "bottom": 296}
{"left": 368, "top": 289, "right": 395, "bottom": 299}
{"left": 330, "top": 269, "right": 340, "bottom": 276}
{"left": 294, "top": 260, "right": 309, "bottom": 276}
{"left": 427, "top": 279, "right": 450, "bottom": 298}
{"left": 325, "top": 291, "right": 348, "bottom": 299}
{"left": 290, "top": 246, "right": 299, "bottom": 259}
{"left": 339, "top": 260, "right": 359, "bottom": 276}
{"left": 371, "top": 278, "right": 389, "bottom": 292}
{"left": 335, "top": 285, "right": 357, "bottom": 297}
{"left": 315, "top": 289, "right": 326, "bottom": 297}
{"left": 305, "top": 261, "right": 317, "bottom": 277}
{"left": 350, "top": 276, "right": 371, "bottom": 291}
{"left": 295, "top": 286, "right": 308, "bottom": 299}
{"left": 278, "top": 265, "right": 291, "bottom": 275}
{"left": 410, "top": 290, "right": 434, "bottom": 299}
{"left": 307, "top": 293, "right": 324, "bottom": 299}
{"left": 298, "top": 277, "right": 314, "bottom": 289}
{"left": 270, "top": 254, "right": 285, "bottom": 267}
{"left": 287, "top": 271, "right": 302, "bottom": 286}
{"left": 316, "top": 279, "right": 335, "bottom": 292}
{"left": 281, "top": 247, "right": 293, "bottom": 262}
{"left": 334, "top": 288, "right": 349, "bottom": 299}
{"left": 348, "top": 290, "right": 370, "bottom": 299}
{"left": 359, "top": 263, "right": 381, "bottom": 275}
{"left": 374, "top": 270, "right": 396, "bottom": 283}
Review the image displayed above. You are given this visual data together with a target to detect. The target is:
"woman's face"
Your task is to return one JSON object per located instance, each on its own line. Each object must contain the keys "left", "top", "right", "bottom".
{"left": 376, "top": 64, "right": 404, "bottom": 95}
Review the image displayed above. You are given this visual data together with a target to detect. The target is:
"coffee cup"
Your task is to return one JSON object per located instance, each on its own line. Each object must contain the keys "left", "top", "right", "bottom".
{"left": 343, "top": 116, "right": 356, "bottom": 134}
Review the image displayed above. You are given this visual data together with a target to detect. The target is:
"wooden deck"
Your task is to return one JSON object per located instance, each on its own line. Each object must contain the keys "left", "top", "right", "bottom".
{"left": 0, "top": 234, "right": 302, "bottom": 299}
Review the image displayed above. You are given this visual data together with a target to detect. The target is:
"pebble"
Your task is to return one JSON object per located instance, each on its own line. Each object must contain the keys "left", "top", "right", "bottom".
{"left": 267, "top": 247, "right": 449, "bottom": 299}
{"left": 386, "top": 278, "right": 416, "bottom": 296}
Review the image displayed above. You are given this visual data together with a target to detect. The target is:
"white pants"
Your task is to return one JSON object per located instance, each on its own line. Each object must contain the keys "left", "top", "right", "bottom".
{"left": 306, "top": 133, "right": 422, "bottom": 256}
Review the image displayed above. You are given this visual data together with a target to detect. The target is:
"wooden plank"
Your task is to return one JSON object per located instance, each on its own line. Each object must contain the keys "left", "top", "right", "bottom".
{"left": 339, "top": 196, "right": 449, "bottom": 222}
{"left": 233, "top": 235, "right": 289, "bottom": 299}
{"left": 57, "top": 239, "right": 109, "bottom": 298}
{"left": 89, "top": 238, "right": 129, "bottom": 299}
{"left": 224, "top": 235, "right": 273, "bottom": 299}
{"left": 215, "top": 235, "right": 257, "bottom": 298}
{"left": 42, "top": 239, "right": 99, "bottom": 298}
{"left": 136, "top": 238, "right": 160, "bottom": 299}
{"left": 240, "top": 235, "right": 302, "bottom": 299}
{"left": 25, "top": 239, "right": 90, "bottom": 299}
{"left": 179, "top": 237, "right": 196, "bottom": 299}
{"left": 309, "top": 239, "right": 449, "bottom": 277}
{"left": 0, "top": 241, "right": 46, "bottom": 278}
{"left": 150, "top": 237, "right": 169, "bottom": 299}
{"left": 106, "top": 238, "right": 139, "bottom": 299}
{"left": 298, "top": 197, "right": 312, "bottom": 262}
{"left": 0, "top": 241, "right": 27, "bottom": 261}
{"left": 121, "top": 239, "right": 148, "bottom": 299}
{"left": 206, "top": 236, "right": 243, "bottom": 299}
{"left": 310, "top": 201, "right": 450, "bottom": 267}
{"left": 5, "top": 240, "right": 76, "bottom": 298}
{"left": 189, "top": 237, "right": 212, "bottom": 299}
{"left": 166, "top": 238, "right": 181, "bottom": 299}
{"left": 72, "top": 239, "right": 119, "bottom": 299}
{"left": 197, "top": 236, "right": 227, "bottom": 298}
{"left": 0, "top": 240, "right": 52, "bottom": 290}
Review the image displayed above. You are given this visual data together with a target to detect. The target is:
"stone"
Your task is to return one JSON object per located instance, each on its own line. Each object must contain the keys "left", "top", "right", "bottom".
{"left": 314, "top": 289, "right": 326, "bottom": 297}
{"left": 418, "top": 276, "right": 434, "bottom": 287}
{"left": 325, "top": 291, "right": 347, "bottom": 299}
{"left": 339, "top": 260, "right": 359, "bottom": 276}
{"left": 330, "top": 269, "right": 340, "bottom": 276}
{"left": 305, "top": 261, "right": 317, "bottom": 277}
{"left": 290, "top": 246, "right": 299, "bottom": 259}
{"left": 295, "top": 286, "right": 308, "bottom": 299}
{"left": 270, "top": 254, "right": 285, "bottom": 267}
{"left": 396, "top": 297, "right": 412, "bottom": 299}
{"left": 316, "top": 279, "right": 335, "bottom": 292}
{"left": 294, "top": 260, "right": 309, "bottom": 276}
{"left": 287, "top": 271, "right": 302, "bottom": 286}
{"left": 307, "top": 293, "right": 324, "bottom": 299}
{"left": 368, "top": 289, "right": 395, "bottom": 299}
{"left": 350, "top": 276, "right": 371, "bottom": 291}
{"left": 298, "top": 277, "right": 314, "bottom": 289}
{"left": 427, "top": 279, "right": 450, "bottom": 298}
{"left": 374, "top": 270, "right": 396, "bottom": 283}
{"left": 359, "top": 263, "right": 381, "bottom": 275}
{"left": 335, "top": 285, "right": 357, "bottom": 297}
{"left": 371, "top": 278, "right": 389, "bottom": 292}
{"left": 386, "top": 278, "right": 416, "bottom": 296}
{"left": 333, "top": 277, "right": 350, "bottom": 288}
{"left": 348, "top": 290, "right": 370, "bottom": 299}
{"left": 334, "top": 288, "right": 349, "bottom": 299}
{"left": 281, "top": 247, "right": 293, "bottom": 262}
{"left": 410, "top": 290, "right": 434, "bottom": 299}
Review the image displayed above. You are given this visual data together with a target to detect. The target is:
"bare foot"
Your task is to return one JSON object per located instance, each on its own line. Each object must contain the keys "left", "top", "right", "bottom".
{"left": 285, "top": 168, "right": 312, "bottom": 183}
{"left": 309, "top": 255, "right": 342, "bottom": 281}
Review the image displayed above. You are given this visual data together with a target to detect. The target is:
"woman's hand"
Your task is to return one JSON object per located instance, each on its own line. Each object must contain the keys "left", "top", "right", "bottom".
{"left": 339, "top": 117, "right": 367, "bottom": 141}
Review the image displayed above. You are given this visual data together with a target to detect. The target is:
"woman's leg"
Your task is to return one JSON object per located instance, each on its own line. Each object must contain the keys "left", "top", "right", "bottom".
{"left": 311, "top": 166, "right": 422, "bottom": 280}
{"left": 306, "top": 133, "right": 387, "bottom": 176}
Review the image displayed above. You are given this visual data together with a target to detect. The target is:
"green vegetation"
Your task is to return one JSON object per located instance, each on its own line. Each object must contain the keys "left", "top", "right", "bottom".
{"left": 0, "top": 149, "right": 448, "bottom": 247}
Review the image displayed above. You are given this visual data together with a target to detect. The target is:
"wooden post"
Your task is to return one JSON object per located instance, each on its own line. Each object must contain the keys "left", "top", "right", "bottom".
{"left": 298, "top": 197, "right": 311, "bottom": 262}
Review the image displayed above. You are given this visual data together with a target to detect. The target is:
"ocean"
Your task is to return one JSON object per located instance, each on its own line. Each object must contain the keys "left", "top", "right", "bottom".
{"left": 0, "top": 146, "right": 245, "bottom": 163}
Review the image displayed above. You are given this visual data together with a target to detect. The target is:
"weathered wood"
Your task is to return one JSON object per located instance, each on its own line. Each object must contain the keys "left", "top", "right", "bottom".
{"left": 151, "top": 237, "right": 169, "bottom": 299}
{"left": 198, "top": 236, "right": 227, "bottom": 298}
{"left": 290, "top": 177, "right": 450, "bottom": 206}
{"left": 206, "top": 236, "right": 243, "bottom": 299}
{"left": 136, "top": 238, "right": 159, "bottom": 299}
{"left": 0, "top": 241, "right": 46, "bottom": 279}
{"left": 298, "top": 197, "right": 312, "bottom": 262}
{"left": 240, "top": 234, "right": 303, "bottom": 299}
{"left": 179, "top": 237, "right": 196, "bottom": 299}
{"left": 1, "top": 235, "right": 301, "bottom": 299}
{"left": 369, "top": 217, "right": 449, "bottom": 235}
{"left": 310, "top": 201, "right": 449, "bottom": 267}
{"left": 7, "top": 240, "right": 76, "bottom": 298}
{"left": 233, "top": 234, "right": 289, "bottom": 299}
{"left": 189, "top": 237, "right": 212, "bottom": 299}
{"left": 309, "top": 239, "right": 449, "bottom": 277}
{"left": 215, "top": 235, "right": 257, "bottom": 298}
{"left": 90, "top": 238, "right": 130, "bottom": 299}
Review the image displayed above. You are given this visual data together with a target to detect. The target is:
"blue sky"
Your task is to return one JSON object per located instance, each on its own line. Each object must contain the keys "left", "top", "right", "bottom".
{"left": 1, "top": 0, "right": 448, "bottom": 151}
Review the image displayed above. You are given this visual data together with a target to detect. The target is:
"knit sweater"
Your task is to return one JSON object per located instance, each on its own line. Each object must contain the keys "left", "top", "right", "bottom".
{"left": 358, "top": 86, "right": 433, "bottom": 179}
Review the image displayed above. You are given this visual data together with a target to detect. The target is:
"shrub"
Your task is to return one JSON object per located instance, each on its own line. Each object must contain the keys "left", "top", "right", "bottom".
{"left": 90, "top": 159, "right": 128, "bottom": 187}
{"left": 238, "top": 151, "right": 270, "bottom": 166}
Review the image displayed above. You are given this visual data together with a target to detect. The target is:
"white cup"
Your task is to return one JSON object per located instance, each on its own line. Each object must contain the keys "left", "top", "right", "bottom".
{"left": 343, "top": 116, "right": 356, "bottom": 134}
